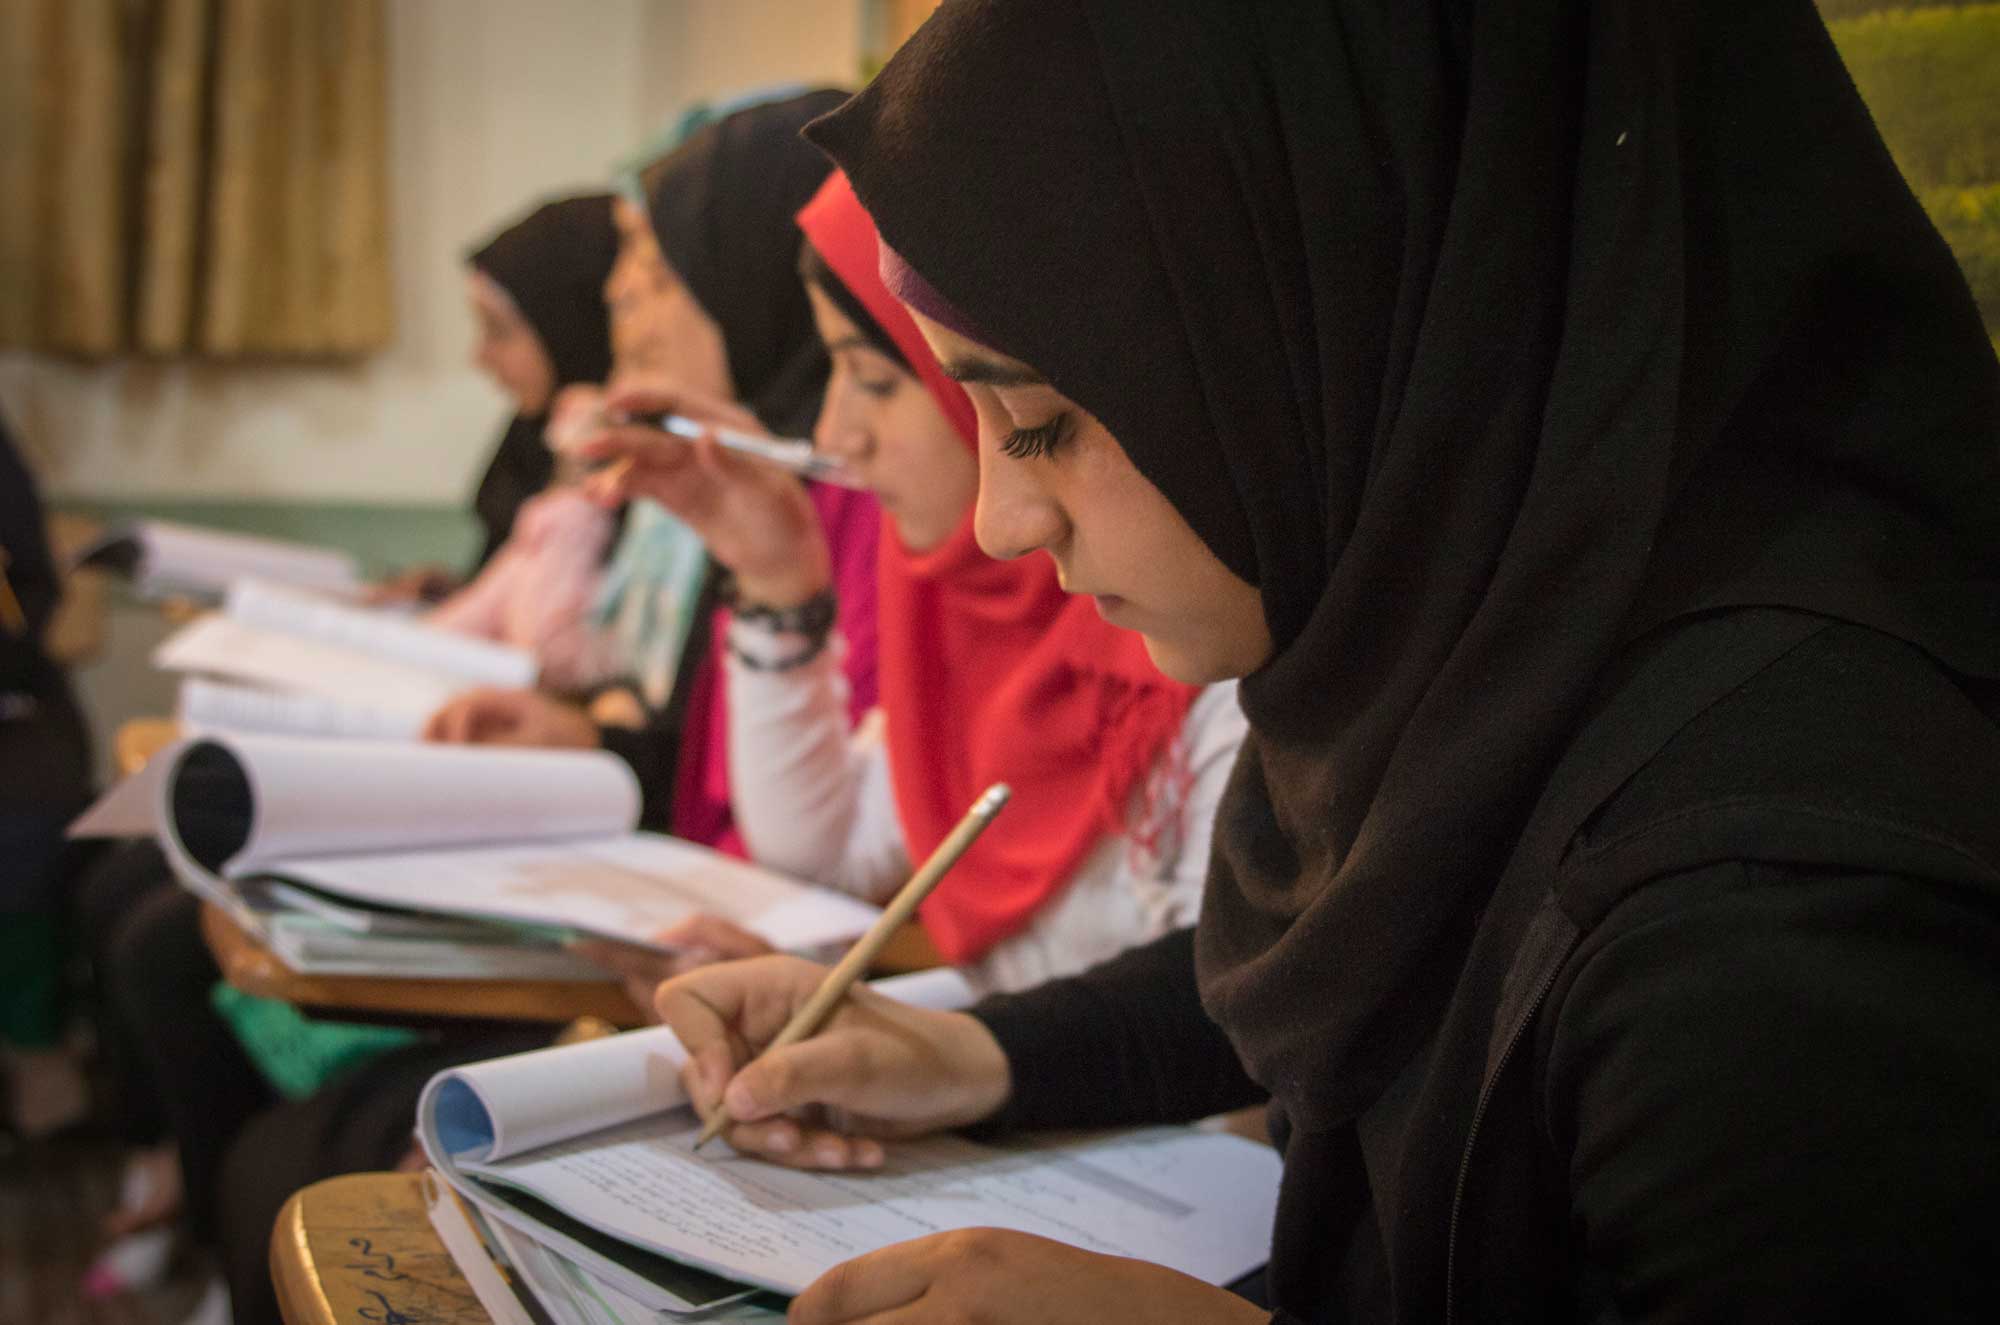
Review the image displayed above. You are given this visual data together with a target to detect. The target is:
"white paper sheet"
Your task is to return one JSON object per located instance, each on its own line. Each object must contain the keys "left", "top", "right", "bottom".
{"left": 423, "top": 1172, "right": 542, "bottom": 1325}
{"left": 466, "top": 1116, "right": 1279, "bottom": 1299}
{"left": 156, "top": 615, "right": 468, "bottom": 716}
{"left": 73, "top": 520, "right": 361, "bottom": 598}
{"left": 225, "top": 578, "right": 536, "bottom": 688}
{"left": 178, "top": 678, "right": 426, "bottom": 741}
{"left": 68, "top": 757, "right": 168, "bottom": 838}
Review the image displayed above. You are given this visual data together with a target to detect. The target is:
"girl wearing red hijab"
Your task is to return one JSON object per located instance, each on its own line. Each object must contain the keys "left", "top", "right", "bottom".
{"left": 578, "top": 171, "right": 1246, "bottom": 993}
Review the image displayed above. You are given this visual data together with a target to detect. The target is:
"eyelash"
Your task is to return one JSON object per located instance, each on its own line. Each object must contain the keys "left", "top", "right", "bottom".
{"left": 1001, "top": 413, "right": 1070, "bottom": 460}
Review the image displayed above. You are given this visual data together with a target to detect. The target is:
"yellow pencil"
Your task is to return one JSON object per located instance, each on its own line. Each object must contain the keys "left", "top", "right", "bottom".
{"left": 693, "top": 781, "right": 1012, "bottom": 1152}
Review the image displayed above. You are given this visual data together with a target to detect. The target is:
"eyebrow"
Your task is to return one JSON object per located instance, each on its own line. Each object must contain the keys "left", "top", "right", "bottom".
{"left": 825, "top": 334, "right": 883, "bottom": 356}
{"left": 939, "top": 355, "right": 1047, "bottom": 388}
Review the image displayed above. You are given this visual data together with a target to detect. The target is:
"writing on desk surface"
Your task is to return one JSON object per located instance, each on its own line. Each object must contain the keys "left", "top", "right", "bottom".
{"left": 357, "top": 1288, "right": 416, "bottom": 1325}
{"left": 345, "top": 1236, "right": 410, "bottom": 1282}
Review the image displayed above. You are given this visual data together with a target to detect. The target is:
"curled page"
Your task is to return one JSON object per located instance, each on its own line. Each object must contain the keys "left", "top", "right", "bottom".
{"left": 153, "top": 732, "right": 642, "bottom": 881}
{"left": 422, "top": 967, "right": 976, "bottom": 1163}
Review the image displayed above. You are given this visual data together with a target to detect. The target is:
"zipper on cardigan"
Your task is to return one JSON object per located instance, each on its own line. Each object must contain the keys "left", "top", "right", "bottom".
{"left": 1443, "top": 960, "right": 1564, "bottom": 1325}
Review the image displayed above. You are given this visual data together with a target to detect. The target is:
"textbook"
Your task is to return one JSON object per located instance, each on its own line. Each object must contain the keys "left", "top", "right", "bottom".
{"left": 70, "top": 731, "right": 883, "bottom": 977}
{"left": 178, "top": 677, "right": 425, "bottom": 742}
{"left": 425, "top": 1168, "right": 788, "bottom": 1324}
{"left": 416, "top": 972, "right": 1281, "bottom": 1312}
{"left": 155, "top": 577, "right": 535, "bottom": 719}
{"left": 71, "top": 519, "right": 361, "bottom": 600}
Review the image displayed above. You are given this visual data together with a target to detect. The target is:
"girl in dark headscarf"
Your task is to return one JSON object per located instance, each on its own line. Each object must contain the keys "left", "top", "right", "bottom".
{"left": 573, "top": 169, "right": 1239, "bottom": 996}
{"left": 431, "top": 195, "right": 631, "bottom": 691}
{"left": 374, "top": 192, "right": 616, "bottom": 601}
{"left": 652, "top": 3, "right": 2000, "bottom": 1322}
{"left": 429, "top": 90, "right": 881, "bottom": 855}
{"left": 461, "top": 193, "right": 617, "bottom": 569}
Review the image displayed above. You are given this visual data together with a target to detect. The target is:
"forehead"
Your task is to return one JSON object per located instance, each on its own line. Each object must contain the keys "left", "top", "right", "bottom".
{"left": 804, "top": 280, "right": 865, "bottom": 340}
{"left": 467, "top": 269, "right": 520, "bottom": 321}
{"left": 907, "top": 311, "right": 1044, "bottom": 389}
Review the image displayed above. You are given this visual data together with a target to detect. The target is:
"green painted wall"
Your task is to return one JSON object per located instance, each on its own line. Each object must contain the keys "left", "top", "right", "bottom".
{"left": 1826, "top": 1, "right": 2000, "bottom": 345}
{"left": 54, "top": 499, "right": 481, "bottom": 580}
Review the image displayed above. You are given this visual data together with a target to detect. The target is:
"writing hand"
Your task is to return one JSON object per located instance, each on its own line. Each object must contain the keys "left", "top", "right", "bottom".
{"left": 791, "top": 1230, "right": 1266, "bottom": 1325}
{"left": 654, "top": 955, "right": 1011, "bottom": 1169}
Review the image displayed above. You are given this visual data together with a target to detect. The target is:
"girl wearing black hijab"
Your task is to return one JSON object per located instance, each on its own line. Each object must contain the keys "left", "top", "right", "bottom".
{"left": 464, "top": 193, "right": 617, "bottom": 564}
{"left": 427, "top": 89, "right": 881, "bottom": 847}
{"left": 376, "top": 193, "right": 617, "bottom": 600}
{"left": 653, "top": 2, "right": 2000, "bottom": 1322}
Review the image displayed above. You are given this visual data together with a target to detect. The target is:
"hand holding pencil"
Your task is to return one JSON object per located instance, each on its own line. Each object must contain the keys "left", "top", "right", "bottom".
{"left": 566, "top": 379, "right": 836, "bottom": 610}
{"left": 655, "top": 785, "right": 1016, "bottom": 1168}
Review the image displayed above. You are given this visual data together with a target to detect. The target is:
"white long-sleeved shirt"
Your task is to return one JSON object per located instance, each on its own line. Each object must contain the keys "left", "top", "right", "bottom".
{"left": 726, "top": 616, "right": 1248, "bottom": 994}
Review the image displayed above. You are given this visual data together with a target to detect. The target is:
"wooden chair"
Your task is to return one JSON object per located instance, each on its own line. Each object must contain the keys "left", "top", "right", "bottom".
{"left": 201, "top": 903, "right": 651, "bottom": 1028}
{"left": 272, "top": 1172, "right": 488, "bottom": 1325}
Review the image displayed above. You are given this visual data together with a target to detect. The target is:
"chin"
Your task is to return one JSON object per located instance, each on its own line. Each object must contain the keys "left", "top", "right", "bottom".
{"left": 1137, "top": 631, "right": 1234, "bottom": 685}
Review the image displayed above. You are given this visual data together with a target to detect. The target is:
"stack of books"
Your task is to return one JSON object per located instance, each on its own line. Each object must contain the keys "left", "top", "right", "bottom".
{"left": 72, "top": 730, "right": 883, "bottom": 979}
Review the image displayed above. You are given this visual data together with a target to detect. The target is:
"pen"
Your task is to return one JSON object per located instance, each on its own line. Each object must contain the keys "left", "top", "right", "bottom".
{"left": 693, "top": 782, "right": 1012, "bottom": 1153}
{"left": 620, "top": 412, "right": 869, "bottom": 490}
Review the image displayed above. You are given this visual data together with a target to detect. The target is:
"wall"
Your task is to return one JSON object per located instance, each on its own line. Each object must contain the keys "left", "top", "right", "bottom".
{"left": 641, "top": 0, "right": 864, "bottom": 127}
{"left": 1, "top": 0, "right": 864, "bottom": 508}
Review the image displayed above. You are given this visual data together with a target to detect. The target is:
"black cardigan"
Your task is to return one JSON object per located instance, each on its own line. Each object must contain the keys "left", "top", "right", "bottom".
{"left": 973, "top": 617, "right": 2000, "bottom": 1323}
{"left": 0, "top": 414, "right": 91, "bottom": 813}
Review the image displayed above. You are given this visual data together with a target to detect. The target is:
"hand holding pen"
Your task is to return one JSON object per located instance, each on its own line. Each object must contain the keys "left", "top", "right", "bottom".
{"left": 563, "top": 379, "right": 835, "bottom": 609}
{"left": 657, "top": 785, "right": 1016, "bottom": 1167}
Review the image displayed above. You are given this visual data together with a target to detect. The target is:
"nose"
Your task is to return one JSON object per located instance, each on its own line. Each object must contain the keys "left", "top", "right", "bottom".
{"left": 812, "top": 371, "right": 873, "bottom": 463}
{"left": 972, "top": 425, "right": 1065, "bottom": 561}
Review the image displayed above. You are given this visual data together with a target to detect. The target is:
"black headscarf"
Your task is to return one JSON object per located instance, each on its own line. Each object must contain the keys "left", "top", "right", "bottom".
{"left": 464, "top": 193, "right": 618, "bottom": 567}
{"left": 642, "top": 90, "right": 849, "bottom": 437}
{"left": 811, "top": 0, "right": 2000, "bottom": 1131}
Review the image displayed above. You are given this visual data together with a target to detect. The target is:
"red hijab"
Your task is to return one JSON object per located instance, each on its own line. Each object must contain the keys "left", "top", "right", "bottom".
{"left": 797, "top": 172, "right": 1199, "bottom": 963}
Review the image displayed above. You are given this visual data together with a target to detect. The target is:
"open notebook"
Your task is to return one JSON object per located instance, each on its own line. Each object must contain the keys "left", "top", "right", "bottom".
{"left": 70, "top": 732, "right": 881, "bottom": 977}
{"left": 416, "top": 977, "right": 1281, "bottom": 1312}
{"left": 177, "top": 677, "right": 427, "bottom": 742}
{"left": 71, "top": 518, "right": 361, "bottom": 600}
{"left": 155, "top": 577, "right": 535, "bottom": 725}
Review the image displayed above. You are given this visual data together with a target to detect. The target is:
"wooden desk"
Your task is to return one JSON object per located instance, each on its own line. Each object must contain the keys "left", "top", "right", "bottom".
{"left": 203, "top": 903, "right": 943, "bottom": 1029}
{"left": 871, "top": 915, "right": 944, "bottom": 974}
{"left": 202, "top": 903, "right": 651, "bottom": 1028}
{"left": 272, "top": 1171, "right": 487, "bottom": 1325}
{"left": 115, "top": 716, "right": 181, "bottom": 777}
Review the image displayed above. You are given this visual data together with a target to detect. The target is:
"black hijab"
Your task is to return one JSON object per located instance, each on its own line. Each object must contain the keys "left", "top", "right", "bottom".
{"left": 811, "top": 0, "right": 2000, "bottom": 1131}
{"left": 642, "top": 90, "right": 849, "bottom": 438}
{"left": 465, "top": 193, "right": 618, "bottom": 567}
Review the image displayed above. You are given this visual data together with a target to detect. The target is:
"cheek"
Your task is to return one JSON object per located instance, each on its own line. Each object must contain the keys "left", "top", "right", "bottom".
{"left": 883, "top": 397, "right": 958, "bottom": 473}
